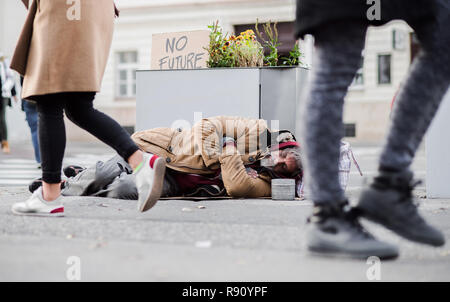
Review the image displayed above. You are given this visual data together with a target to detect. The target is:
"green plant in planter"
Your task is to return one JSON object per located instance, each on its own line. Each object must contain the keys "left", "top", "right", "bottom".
{"left": 255, "top": 19, "right": 303, "bottom": 67}
{"left": 206, "top": 20, "right": 301, "bottom": 68}
{"left": 232, "top": 30, "right": 264, "bottom": 67}
{"left": 205, "top": 21, "right": 235, "bottom": 68}
{"left": 280, "top": 43, "right": 302, "bottom": 66}
{"left": 206, "top": 22, "right": 264, "bottom": 68}
{"left": 255, "top": 19, "right": 280, "bottom": 67}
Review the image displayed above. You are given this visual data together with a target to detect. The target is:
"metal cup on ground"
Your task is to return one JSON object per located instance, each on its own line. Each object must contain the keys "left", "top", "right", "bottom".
{"left": 271, "top": 179, "right": 296, "bottom": 200}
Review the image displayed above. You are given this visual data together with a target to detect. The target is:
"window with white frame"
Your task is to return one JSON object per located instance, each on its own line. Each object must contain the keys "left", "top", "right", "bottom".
{"left": 378, "top": 54, "right": 392, "bottom": 85}
{"left": 116, "top": 51, "right": 138, "bottom": 98}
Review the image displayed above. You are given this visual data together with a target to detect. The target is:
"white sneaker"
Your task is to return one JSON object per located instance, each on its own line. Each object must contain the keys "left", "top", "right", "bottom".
{"left": 134, "top": 152, "right": 166, "bottom": 212}
{"left": 11, "top": 187, "right": 65, "bottom": 217}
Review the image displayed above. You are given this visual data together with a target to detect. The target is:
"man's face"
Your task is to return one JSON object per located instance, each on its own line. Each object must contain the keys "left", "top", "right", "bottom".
{"left": 270, "top": 149, "right": 300, "bottom": 176}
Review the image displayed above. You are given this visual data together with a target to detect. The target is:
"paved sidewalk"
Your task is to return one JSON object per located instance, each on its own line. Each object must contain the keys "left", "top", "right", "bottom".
{"left": 1, "top": 187, "right": 449, "bottom": 281}
{"left": 0, "top": 141, "right": 449, "bottom": 281}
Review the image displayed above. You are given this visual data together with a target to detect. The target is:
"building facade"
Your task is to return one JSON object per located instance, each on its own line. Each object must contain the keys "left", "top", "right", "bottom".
{"left": 1, "top": 0, "right": 415, "bottom": 143}
{"left": 345, "top": 21, "right": 414, "bottom": 143}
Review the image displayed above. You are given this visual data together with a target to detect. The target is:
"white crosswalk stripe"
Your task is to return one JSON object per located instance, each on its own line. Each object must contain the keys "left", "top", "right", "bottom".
{"left": 0, "top": 158, "right": 40, "bottom": 187}
{"left": 0, "top": 153, "right": 113, "bottom": 187}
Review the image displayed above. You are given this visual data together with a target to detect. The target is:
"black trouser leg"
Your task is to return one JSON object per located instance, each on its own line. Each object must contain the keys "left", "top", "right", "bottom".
{"left": 64, "top": 93, "right": 139, "bottom": 161}
{"left": 35, "top": 92, "right": 139, "bottom": 184}
{"left": 36, "top": 96, "right": 66, "bottom": 183}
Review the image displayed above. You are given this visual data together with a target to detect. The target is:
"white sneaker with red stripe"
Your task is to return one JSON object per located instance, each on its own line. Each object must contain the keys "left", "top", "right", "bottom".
{"left": 11, "top": 187, "right": 64, "bottom": 217}
{"left": 134, "top": 152, "right": 166, "bottom": 212}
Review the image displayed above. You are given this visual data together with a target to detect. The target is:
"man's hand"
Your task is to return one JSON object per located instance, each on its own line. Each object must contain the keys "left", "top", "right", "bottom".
{"left": 13, "top": 96, "right": 19, "bottom": 103}
{"left": 246, "top": 167, "right": 258, "bottom": 179}
{"left": 222, "top": 137, "right": 237, "bottom": 147}
{"left": 222, "top": 137, "right": 238, "bottom": 155}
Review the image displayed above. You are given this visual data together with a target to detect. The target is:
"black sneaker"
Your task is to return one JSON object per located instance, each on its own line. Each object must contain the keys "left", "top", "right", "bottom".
{"left": 28, "top": 178, "right": 66, "bottom": 194}
{"left": 306, "top": 201, "right": 399, "bottom": 259}
{"left": 29, "top": 178, "right": 43, "bottom": 193}
{"left": 63, "top": 165, "right": 86, "bottom": 178}
{"left": 357, "top": 170, "right": 445, "bottom": 247}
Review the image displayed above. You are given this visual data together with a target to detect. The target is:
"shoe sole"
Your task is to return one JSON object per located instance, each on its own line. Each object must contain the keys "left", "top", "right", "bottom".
{"left": 308, "top": 246, "right": 399, "bottom": 260}
{"left": 359, "top": 197, "right": 445, "bottom": 247}
{"left": 11, "top": 209, "right": 65, "bottom": 217}
{"left": 139, "top": 157, "right": 166, "bottom": 213}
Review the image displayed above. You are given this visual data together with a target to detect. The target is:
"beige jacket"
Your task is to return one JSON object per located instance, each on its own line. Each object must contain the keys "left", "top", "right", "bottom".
{"left": 131, "top": 116, "right": 273, "bottom": 198}
{"left": 11, "top": 0, "right": 116, "bottom": 100}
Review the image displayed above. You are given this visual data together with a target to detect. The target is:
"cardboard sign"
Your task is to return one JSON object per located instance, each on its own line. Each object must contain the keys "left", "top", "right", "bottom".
{"left": 151, "top": 30, "right": 209, "bottom": 70}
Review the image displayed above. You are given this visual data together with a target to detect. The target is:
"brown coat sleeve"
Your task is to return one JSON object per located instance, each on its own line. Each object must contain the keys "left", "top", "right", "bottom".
{"left": 219, "top": 145, "right": 271, "bottom": 198}
{"left": 193, "top": 116, "right": 268, "bottom": 168}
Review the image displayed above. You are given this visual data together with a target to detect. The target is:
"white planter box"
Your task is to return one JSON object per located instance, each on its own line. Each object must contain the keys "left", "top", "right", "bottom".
{"left": 136, "top": 67, "right": 310, "bottom": 137}
{"left": 426, "top": 88, "right": 450, "bottom": 198}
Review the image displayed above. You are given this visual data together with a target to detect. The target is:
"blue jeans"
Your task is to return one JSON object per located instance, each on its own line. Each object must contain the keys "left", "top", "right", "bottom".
{"left": 0, "top": 98, "right": 7, "bottom": 141}
{"left": 23, "top": 101, "right": 41, "bottom": 164}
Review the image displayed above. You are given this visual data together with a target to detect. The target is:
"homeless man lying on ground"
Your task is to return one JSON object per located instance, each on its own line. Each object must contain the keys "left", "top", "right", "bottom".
{"left": 29, "top": 116, "right": 304, "bottom": 200}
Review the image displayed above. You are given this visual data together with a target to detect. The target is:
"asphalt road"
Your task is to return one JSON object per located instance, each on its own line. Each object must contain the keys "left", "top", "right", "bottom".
{"left": 0, "top": 141, "right": 449, "bottom": 282}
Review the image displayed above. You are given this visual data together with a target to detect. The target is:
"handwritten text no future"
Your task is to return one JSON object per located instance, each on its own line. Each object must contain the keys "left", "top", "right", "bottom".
{"left": 158, "top": 36, "right": 205, "bottom": 70}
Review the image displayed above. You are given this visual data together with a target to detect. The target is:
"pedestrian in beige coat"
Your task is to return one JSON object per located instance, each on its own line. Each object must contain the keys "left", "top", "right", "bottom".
{"left": 12, "top": 0, "right": 120, "bottom": 99}
{"left": 11, "top": 0, "right": 164, "bottom": 216}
